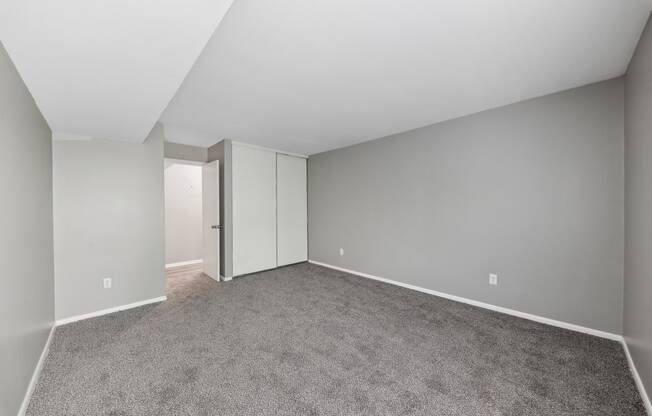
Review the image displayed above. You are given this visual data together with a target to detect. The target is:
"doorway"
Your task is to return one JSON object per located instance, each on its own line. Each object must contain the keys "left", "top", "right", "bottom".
{"left": 164, "top": 158, "right": 220, "bottom": 292}
{"left": 164, "top": 158, "right": 204, "bottom": 291}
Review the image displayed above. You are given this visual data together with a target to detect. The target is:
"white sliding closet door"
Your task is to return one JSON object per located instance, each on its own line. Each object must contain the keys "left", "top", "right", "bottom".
{"left": 277, "top": 154, "right": 307, "bottom": 266}
{"left": 232, "top": 144, "right": 277, "bottom": 276}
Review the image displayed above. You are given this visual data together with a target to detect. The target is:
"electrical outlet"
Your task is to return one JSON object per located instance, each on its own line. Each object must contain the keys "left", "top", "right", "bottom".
{"left": 103, "top": 277, "right": 112, "bottom": 289}
{"left": 489, "top": 274, "right": 498, "bottom": 286}
{"left": 339, "top": 248, "right": 344, "bottom": 256}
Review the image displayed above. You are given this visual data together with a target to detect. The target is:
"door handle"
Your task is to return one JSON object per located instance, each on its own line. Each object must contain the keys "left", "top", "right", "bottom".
{"left": 211, "top": 225, "right": 222, "bottom": 230}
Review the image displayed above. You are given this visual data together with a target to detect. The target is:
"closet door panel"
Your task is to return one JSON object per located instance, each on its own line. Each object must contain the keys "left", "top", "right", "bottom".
{"left": 277, "top": 154, "right": 307, "bottom": 266}
{"left": 232, "top": 145, "right": 277, "bottom": 276}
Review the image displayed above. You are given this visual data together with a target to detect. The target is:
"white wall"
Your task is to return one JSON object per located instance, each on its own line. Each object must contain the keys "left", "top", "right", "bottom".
{"left": 53, "top": 124, "right": 165, "bottom": 320}
{"left": 165, "top": 162, "right": 203, "bottom": 265}
{"left": 0, "top": 41, "right": 54, "bottom": 416}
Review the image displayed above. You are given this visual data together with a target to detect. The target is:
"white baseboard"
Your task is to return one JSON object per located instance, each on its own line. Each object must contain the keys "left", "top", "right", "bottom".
{"left": 21, "top": 296, "right": 167, "bottom": 413}
{"left": 308, "top": 260, "right": 652, "bottom": 408}
{"left": 18, "top": 324, "right": 56, "bottom": 416}
{"left": 165, "top": 259, "right": 202, "bottom": 269}
{"left": 622, "top": 339, "right": 652, "bottom": 415}
{"left": 308, "top": 260, "right": 622, "bottom": 341}
{"left": 221, "top": 275, "right": 233, "bottom": 282}
{"left": 55, "top": 296, "right": 167, "bottom": 326}
{"left": 17, "top": 264, "right": 650, "bottom": 415}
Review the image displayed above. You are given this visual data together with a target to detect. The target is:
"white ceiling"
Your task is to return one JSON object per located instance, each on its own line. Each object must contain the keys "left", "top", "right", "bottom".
{"left": 2, "top": 1, "right": 650, "bottom": 152}
{"left": 161, "top": 0, "right": 652, "bottom": 155}
{"left": 0, "top": 0, "right": 234, "bottom": 142}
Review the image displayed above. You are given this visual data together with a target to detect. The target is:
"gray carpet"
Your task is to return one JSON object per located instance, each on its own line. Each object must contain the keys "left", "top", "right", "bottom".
{"left": 27, "top": 262, "right": 645, "bottom": 415}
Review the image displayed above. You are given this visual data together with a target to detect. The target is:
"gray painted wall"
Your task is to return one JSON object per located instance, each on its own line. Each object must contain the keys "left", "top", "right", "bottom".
{"left": 309, "top": 78, "right": 624, "bottom": 334}
{"left": 624, "top": 12, "right": 652, "bottom": 404}
{"left": 164, "top": 163, "right": 203, "bottom": 264}
{"left": 164, "top": 141, "right": 208, "bottom": 163}
{"left": 0, "top": 42, "right": 54, "bottom": 416}
{"left": 53, "top": 124, "right": 165, "bottom": 320}
{"left": 208, "top": 140, "right": 233, "bottom": 278}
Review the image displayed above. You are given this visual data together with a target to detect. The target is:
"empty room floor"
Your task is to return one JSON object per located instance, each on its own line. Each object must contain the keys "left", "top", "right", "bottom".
{"left": 27, "top": 263, "right": 645, "bottom": 415}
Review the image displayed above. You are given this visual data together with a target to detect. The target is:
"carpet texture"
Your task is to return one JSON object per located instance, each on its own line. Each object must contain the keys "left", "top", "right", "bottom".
{"left": 27, "top": 263, "right": 645, "bottom": 415}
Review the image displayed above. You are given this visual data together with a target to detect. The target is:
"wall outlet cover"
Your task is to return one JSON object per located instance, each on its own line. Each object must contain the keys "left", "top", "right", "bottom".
{"left": 339, "top": 248, "right": 344, "bottom": 256}
{"left": 489, "top": 274, "right": 498, "bottom": 286}
{"left": 103, "top": 277, "right": 112, "bottom": 289}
